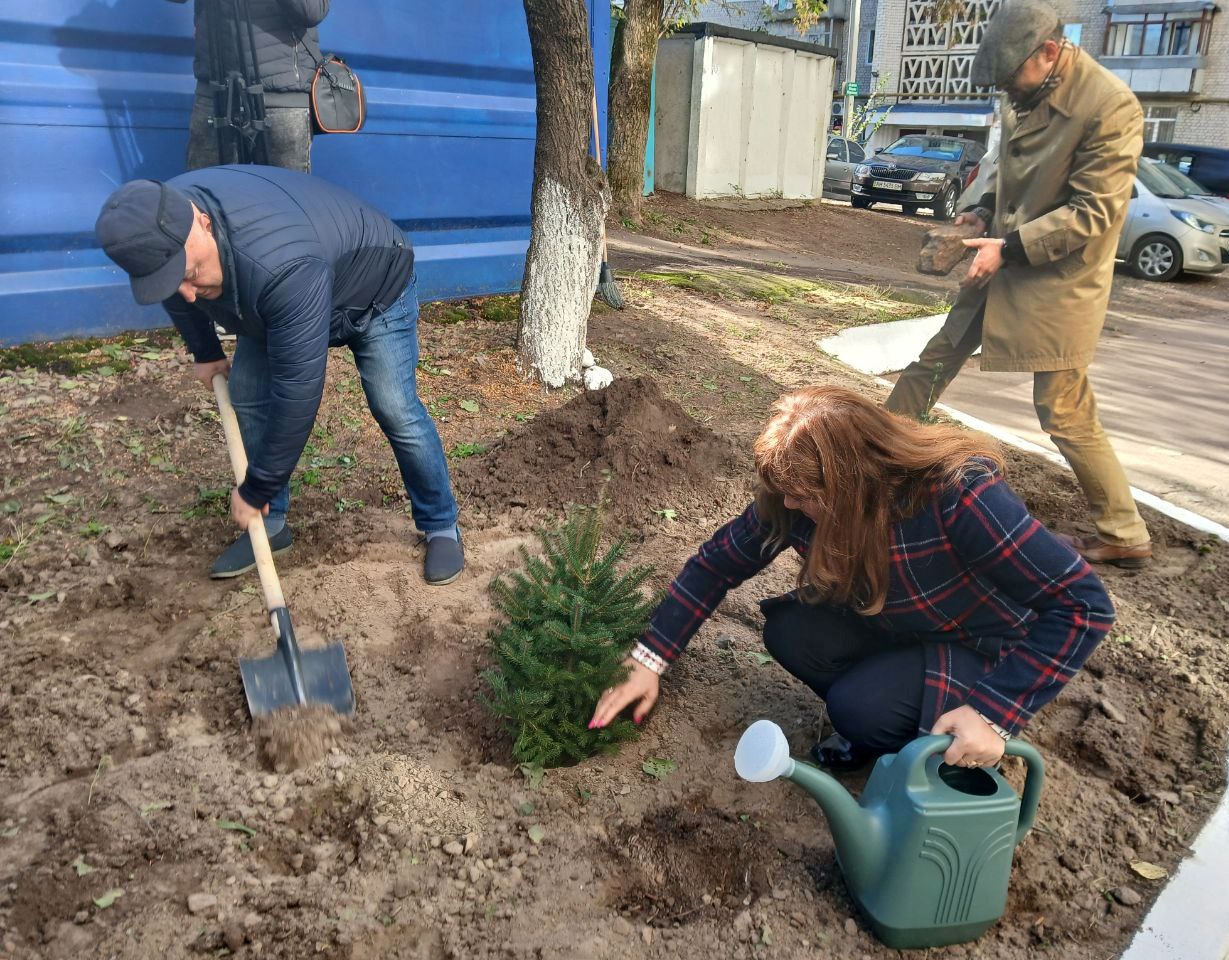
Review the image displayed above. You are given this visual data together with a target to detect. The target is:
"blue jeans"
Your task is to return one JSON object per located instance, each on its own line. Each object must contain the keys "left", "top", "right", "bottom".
{"left": 229, "top": 275, "right": 459, "bottom": 533}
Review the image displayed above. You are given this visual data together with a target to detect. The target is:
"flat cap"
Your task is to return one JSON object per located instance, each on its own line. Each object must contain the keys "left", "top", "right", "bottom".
{"left": 971, "top": 0, "right": 1061, "bottom": 87}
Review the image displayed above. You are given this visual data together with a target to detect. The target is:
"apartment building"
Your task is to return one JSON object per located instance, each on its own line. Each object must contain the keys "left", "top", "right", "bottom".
{"left": 1065, "top": 0, "right": 1226, "bottom": 144}
{"left": 866, "top": 0, "right": 1224, "bottom": 149}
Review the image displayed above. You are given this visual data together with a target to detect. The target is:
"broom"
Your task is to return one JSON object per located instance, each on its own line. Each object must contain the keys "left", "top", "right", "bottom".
{"left": 590, "top": 90, "right": 625, "bottom": 310}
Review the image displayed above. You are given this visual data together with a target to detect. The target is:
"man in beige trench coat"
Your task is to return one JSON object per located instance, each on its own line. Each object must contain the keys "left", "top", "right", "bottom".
{"left": 886, "top": 0, "right": 1151, "bottom": 567}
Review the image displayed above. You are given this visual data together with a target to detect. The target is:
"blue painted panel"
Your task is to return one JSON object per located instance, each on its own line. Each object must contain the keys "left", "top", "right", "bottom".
{"left": 0, "top": 1, "right": 610, "bottom": 345}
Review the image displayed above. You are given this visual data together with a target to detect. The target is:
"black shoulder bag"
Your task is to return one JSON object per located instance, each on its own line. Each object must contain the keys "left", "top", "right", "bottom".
{"left": 302, "top": 43, "right": 366, "bottom": 135}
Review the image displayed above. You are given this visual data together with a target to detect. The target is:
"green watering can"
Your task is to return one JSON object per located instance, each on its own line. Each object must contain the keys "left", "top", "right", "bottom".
{"left": 734, "top": 720, "right": 1044, "bottom": 949}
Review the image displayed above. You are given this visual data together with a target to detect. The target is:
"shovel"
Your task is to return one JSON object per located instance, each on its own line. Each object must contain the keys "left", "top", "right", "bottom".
{"left": 212, "top": 374, "right": 356, "bottom": 718}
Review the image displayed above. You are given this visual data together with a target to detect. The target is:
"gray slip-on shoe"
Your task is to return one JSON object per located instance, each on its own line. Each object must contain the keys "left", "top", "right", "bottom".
{"left": 210, "top": 525, "right": 293, "bottom": 579}
{"left": 424, "top": 532, "right": 465, "bottom": 585}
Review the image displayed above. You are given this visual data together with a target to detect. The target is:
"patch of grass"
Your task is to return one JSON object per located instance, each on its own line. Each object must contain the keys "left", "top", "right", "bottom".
{"left": 184, "top": 486, "right": 230, "bottom": 520}
{"left": 334, "top": 497, "right": 364, "bottom": 513}
{"left": 0, "top": 331, "right": 176, "bottom": 374}
{"left": 478, "top": 295, "right": 520, "bottom": 324}
{"left": 449, "top": 441, "right": 487, "bottom": 460}
{"left": 633, "top": 267, "right": 944, "bottom": 330}
{"left": 424, "top": 304, "right": 470, "bottom": 325}
{"left": 632, "top": 268, "right": 817, "bottom": 305}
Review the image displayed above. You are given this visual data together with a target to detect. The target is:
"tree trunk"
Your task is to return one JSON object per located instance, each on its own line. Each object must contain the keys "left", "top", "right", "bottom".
{"left": 518, "top": 0, "right": 610, "bottom": 389}
{"left": 607, "top": 0, "right": 664, "bottom": 222}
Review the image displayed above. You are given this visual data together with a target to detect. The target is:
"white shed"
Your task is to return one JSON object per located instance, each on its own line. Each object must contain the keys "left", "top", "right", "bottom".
{"left": 655, "top": 23, "right": 836, "bottom": 200}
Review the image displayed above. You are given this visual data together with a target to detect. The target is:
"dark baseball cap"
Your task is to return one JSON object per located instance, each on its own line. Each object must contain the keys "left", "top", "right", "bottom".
{"left": 95, "top": 180, "right": 195, "bottom": 305}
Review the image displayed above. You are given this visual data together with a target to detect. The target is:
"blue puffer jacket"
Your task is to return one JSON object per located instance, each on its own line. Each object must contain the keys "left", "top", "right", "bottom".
{"left": 162, "top": 165, "right": 414, "bottom": 509}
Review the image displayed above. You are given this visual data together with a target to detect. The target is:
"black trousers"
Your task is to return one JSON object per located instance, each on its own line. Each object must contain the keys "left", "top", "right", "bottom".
{"left": 760, "top": 596, "right": 988, "bottom": 754}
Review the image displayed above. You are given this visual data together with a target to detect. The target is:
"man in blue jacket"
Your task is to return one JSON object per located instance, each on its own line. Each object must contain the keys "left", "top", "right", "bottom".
{"left": 94, "top": 166, "right": 464, "bottom": 584}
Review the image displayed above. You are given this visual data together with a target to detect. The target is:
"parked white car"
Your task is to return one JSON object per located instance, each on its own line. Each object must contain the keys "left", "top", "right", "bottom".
{"left": 1122, "top": 159, "right": 1229, "bottom": 280}
{"left": 959, "top": 152, "right": 1229, "bottom": 282}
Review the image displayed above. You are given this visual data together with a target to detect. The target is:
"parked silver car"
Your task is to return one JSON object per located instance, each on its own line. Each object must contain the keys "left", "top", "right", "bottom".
{"left": 822, "top": 136, "right": 868, "bottom": 200}
{"left": 959, "top": 151, "right": 1229, "bottom": 282}
{"left": 1121, "top": 159, "right": 1229, "bottom": 280}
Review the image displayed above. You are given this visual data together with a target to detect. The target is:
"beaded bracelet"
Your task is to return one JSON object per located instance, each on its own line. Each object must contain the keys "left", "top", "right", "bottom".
{"left": 977, "top": 711, "right": 1012, "bottom": 741}
{"left": 630, "top": 643, "right": 668, "bottom": 676}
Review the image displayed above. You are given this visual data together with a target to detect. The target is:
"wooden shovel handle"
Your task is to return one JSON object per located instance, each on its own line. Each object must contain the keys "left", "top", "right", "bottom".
{"left": 212, "top": 374, "right": 287, "bottom": 613}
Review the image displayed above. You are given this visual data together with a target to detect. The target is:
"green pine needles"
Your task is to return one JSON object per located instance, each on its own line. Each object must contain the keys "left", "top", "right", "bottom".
{"left": 484, "top": 505, "right": 657, "bottom": 768}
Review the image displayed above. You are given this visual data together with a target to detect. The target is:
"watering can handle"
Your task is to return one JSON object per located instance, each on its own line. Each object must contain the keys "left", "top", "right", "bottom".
{"left": 1004, "top": 739, "right": 1045, "bottom": 844}
{"left": 903, "top": 734, "right": 1046, "bottom": 845}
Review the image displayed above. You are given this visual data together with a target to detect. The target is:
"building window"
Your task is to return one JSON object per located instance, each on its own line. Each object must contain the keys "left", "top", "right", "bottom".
{"left": 867, "top": 28, "right": 875, "bottom": 63}
{"left": 1063, "top": 23, "right": 1083, "bottom": 47}
{"left": 1104, "top": 11, "right": 1213, "bottom": 57}
{"left": 1142, "top": 105, "right": 1178, "bottom": 142}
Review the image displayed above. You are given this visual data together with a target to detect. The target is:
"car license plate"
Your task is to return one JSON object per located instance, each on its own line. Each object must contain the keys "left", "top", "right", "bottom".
{"left": 873, "top": 180, "right": 903, "bottom": 191}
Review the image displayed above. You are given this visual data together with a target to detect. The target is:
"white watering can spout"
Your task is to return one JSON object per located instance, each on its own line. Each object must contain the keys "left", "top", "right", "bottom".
{"left": 734, "top": 719, "right": 795, "bottom": 783}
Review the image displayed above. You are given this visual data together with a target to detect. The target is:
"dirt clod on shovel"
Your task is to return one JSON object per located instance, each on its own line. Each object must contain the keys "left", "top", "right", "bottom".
{"left": 253, "top": 705, "right": 353, "bottom": 772}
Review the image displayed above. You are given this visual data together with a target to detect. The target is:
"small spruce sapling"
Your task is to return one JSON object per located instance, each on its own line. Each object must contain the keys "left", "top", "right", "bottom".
{"left": 484, "top": 505, "right": 656, "bottom": 767}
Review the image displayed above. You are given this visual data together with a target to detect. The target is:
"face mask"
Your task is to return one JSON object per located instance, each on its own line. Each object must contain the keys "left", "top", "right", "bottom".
{"left": 1008, "top": 41, "right": 1074, "bottom": 117}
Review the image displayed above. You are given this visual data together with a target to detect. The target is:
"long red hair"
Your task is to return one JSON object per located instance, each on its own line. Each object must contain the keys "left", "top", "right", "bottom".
{"left": 754, "top": 386, "right": 1004, "bottom": 615}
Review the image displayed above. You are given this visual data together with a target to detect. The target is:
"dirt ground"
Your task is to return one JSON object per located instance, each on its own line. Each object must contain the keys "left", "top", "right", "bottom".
{"left": 2, "top": 267, "right": 1227, "bottom": 960}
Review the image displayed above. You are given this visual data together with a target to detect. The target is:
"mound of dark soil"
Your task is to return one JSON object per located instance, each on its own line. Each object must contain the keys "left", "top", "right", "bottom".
{"left": 456, "top": 376, "right": 750, "bottom": 521}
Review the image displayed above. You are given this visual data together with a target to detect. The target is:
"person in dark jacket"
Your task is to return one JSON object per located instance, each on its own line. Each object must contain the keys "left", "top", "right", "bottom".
{"left": 590, "top": 387, "right": 1114, "bottom": 772}
{"left": 94, "top": 165, "right": 464, "bottom": 584}
{"left": 169, "top": 0, "right": 328, "bottom": 172}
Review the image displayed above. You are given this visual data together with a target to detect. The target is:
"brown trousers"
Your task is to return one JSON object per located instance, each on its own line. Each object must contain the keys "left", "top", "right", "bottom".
{"left": 885, "top": 310, "right": 1149, "bottom": 547}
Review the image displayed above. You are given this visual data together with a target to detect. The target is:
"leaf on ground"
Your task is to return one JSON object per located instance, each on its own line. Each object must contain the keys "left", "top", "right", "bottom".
{"left": 71, "top": 856, "right": 95, "bottom": 876}
{"left": 526, "top": 825, "right": 546, "bottom": 844}
{"left": 96, "top": 365, "right": 117, "bottom": 377}
{"left": 653, "top": 508, "right": 678, "bottom": 521}
{"left": 139, "top": 351, "right": 164, "bottom": 360}
{"left": 518, "top": 762, "right": 545, "bottom": 790}
{"left": 642, "top": 757, "right": 677, "bottom": 781}
{"left": 216, "top": 819, "right": 257, "bottom": 837}
{"left": 1130, "top": 860, "right": 1168, "bottom": 881}
{"left": 59, "top": 380, "right": 82, "bottom": 390}
{"left": 26, "top": 591, "right": 56, "bottom": 604}
{"left": 46, "top": 492, "right": 73, "bottom": 505}
{"left": 750, "top": 651, "right": 775, "bottom": 666}
{"left": 1, "top": 500, "right": 20, "bottom": 513}
{"left": 92, "top": 888, "right": 124, "bottom": 909}
{"left": 139, "top": 800, "right": 173, "bottom": 818}
{"left": 0, "top": 826, "right": 19, "bottom": 838}
{"left": 458, "top": 399, "right": 479, "bottom": 413}
{"left": 515, "top": 802, "right": 535, "bottom": 816}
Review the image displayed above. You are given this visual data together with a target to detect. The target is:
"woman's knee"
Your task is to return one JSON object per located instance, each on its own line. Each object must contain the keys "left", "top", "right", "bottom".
{"left": 824, "top": 681, "right": 887, "bottom": 750}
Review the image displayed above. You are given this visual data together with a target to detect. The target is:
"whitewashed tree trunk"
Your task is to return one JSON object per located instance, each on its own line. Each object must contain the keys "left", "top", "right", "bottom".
{"left": 518, "top": 0, "right": 610, "bottom": 389}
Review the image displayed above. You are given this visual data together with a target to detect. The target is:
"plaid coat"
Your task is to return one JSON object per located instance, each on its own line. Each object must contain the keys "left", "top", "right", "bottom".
{"left": 640, "top": 462, "right": 1115, "bottom": 735}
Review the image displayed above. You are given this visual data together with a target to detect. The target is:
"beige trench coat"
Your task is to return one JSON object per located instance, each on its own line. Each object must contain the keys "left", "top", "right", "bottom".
{"left": 945, "top": 49, "right": 1144, "bottom": 372}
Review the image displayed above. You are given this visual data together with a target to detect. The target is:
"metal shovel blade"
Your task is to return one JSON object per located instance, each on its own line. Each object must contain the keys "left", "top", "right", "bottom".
{"left": 240, "top": 608, "right": 356, "bottom": 717}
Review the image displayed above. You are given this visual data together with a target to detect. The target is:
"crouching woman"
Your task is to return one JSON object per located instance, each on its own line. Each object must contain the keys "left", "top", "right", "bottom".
{"left": 590, "top": 386, "right": 1114, "bottom": 770}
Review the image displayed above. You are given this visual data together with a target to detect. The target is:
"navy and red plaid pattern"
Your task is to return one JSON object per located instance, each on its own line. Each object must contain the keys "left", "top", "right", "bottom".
{"left": 640, "top": 462, "right": 1115, "bottom": 735}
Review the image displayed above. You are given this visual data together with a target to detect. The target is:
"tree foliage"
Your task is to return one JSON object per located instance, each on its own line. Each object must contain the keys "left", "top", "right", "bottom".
{"left": 847, "top": 72, "right": 894, "bottom": 143}
{"left": 659, "top": 1, "right": 829, "bottom": 37}
{"left": 484, "top": 506, "right": 657, "bottom": 768}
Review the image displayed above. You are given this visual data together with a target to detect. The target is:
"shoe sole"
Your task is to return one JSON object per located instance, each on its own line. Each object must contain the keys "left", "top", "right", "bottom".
{"left": 425, "top": 568, "right": 464, "bottom": 586}
{"left": 1099, "top": 555, "right": 1151, "bottom": 570}
{"left": 210, "top": 541, "right": 292, "bottom": 580}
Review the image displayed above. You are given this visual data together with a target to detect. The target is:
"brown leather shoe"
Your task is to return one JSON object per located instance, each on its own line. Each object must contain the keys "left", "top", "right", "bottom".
{"left": 1057, "top": 533, "right": 1152, "bottom": 569}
